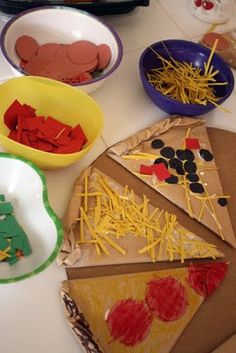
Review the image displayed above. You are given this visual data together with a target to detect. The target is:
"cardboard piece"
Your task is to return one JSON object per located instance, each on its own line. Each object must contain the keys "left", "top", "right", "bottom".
{"left": 201, "top": 29, "right": 236, "bottom": 69}
{"left": 61, "top": 263, "right": 226, "bottom": 353}
{"left": 66, "top": 127, "right": 236, "bottom": 353}
{"left": 59, "top": 167, "right": 223, "bottom": 267}
{"left": 211, "top": 334, "right": 236, "bottom": 353}
{"left": 107, "top": 117, "right": 236, "bottom": 248}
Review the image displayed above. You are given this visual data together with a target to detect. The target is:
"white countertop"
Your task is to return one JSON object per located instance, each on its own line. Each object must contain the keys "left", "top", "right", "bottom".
{"left": 0, "top": 1, "right": 236, "bottom": 352}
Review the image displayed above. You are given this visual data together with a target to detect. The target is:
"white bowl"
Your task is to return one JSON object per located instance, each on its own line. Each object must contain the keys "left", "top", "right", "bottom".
{"left": 0, "top": 6, "right": 123, "bottom": 93}
{"left": 0, "top": 153, "right": 63, "bottom": 283}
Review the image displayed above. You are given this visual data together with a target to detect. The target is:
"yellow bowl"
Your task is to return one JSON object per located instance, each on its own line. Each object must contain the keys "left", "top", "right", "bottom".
{"left": 0, "top": 76, "right": 104, "bottom": 169}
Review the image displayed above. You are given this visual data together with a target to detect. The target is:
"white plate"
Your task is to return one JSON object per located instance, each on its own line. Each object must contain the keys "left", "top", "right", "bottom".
{"left": 0, "top": 153, "right": 63, "bottom": 283}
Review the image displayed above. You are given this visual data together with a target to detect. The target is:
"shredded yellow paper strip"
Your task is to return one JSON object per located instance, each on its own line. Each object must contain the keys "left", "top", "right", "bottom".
{"left": 75, "top": 173, "right": 220, "bottom": 262}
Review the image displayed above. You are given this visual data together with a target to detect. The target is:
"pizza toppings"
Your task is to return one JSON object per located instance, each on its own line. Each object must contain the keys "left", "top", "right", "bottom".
{"left": 218, "top": 197, "right": 228, "bottom": 207}
{"left": 187, "top": 262, "right": 228, "bottom": 297}
{"left": 0, "top": 194, "right": 32, "bottom": 265}
{"left": 15, "top": 35, "right": 39, "bottom": 61}
{"left": 184, "top": 161, "right": 197, "bottom": 174}
{"left": 165, "top": 175, "right": 179, "bottom": 184}
{"left": 169, "top": 157, "right": 183, "bottom": 169}
{"left": 15, "top": 35, "right": 112, "bottom": 84}
{"left": 176, "top": 149, "right": 195, "bottom": 162}
{"left": 146, "top": 40, "right": 228, "bottom": 108}
{"left": 152, "top": 163, "right": 171, "bottom": 181}
{"left": 151, "top": 138, "right": 164, "bottom": 149}
{"left": 186, "top": 173, "right": 199, "bottom": 182}
{"left": 199, "top": 148, "right": 214, "bottom": 162}
{"left": 160, "top": 146, "right": 175, "bottom": 159}
{"left": 145, "top": 277, "right": 188, "bottom": 321}
{"left": 106, "top": 299, "right": 153, "bottom": 346}
{"left": 189, "top": 182, "right": 205, "bottom": 194}
{"left": 154, "top": 157, "right": 168, "bottom": 169}
{"left": 4, "top": 100, "right": 87, "bottom": 154}
{"left": 185, "top": 137, "right": 201, "bottom": 150}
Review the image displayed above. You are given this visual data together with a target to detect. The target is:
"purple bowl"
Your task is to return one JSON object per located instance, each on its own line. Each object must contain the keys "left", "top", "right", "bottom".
{"left": 139, "top": 40, "right": 234, "bottom": 116}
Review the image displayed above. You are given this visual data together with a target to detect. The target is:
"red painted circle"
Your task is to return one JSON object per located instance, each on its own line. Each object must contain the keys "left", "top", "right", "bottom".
{"left": 15, "top": 35, "right": 39, "bottom": 61}
{"left": 67, "top": 40, "right": 98, "bottom": 65}
{"left": 202, "top": 32, "right": 230, "bottom": 51}
{"left": 107, "top": 299, "right": 153, "bottom": 346}
{"left": 145, "top": 277, "right": 188, "bottom": 322}
{"left": 187, "top": 262, "right": 228, "bottom": 298}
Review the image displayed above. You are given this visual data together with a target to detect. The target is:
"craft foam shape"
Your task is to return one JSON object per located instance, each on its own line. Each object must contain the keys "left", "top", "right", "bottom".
{"left": 58, "top": 166, "right": 223, "bottom": 267}
{"left": 60, "top": 262, "right": 227, "bottom": 353}
{"left": 107, "top": 117, "right": 236, "bottom": 248}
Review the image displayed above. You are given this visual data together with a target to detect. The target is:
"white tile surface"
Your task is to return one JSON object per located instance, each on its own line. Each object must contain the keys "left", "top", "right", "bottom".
{"left": 45, "top": 137, "right": 107, "bottom": 217}
{"left": 103, "top": 0, "right": 185, "bottom": 53}
{"left": 0, "top": 262, "right": 79, "bottom": 353}
{"left": 92, "top": 48, "right": 169, "bottom": 145}
{"left": 159, "top": 0, "right": 236, "bottom": 39}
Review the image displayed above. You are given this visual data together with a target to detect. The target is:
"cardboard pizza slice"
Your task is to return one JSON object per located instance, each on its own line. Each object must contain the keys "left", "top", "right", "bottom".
{"left": 58, "top": 165, "right": 223, "bottom": 267}
{"left": 107, "top": 116, "right": 236, "bottom": 248}
{"left": 60, "top": 262, "right": 228, "bottom": 353}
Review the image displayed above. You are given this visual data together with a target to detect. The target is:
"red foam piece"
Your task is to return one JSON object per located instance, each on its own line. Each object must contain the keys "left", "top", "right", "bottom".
{"left": 185, "top": 138, "right": 200, "bottom": 150}
{"left": 16, "top": 116, "right": 23, "bottom": 142}
{"left": 145, "top": 276, "right": 188, "bottom": 322}
{"left": 23, "top": 104, "right": 36, "bottom": 116}
{"left": 27, "top": 131, "right": 38, "bottom": 142}
{"left": 56, "top": 126, "right": 72, "bottom": 146}
{"left": 21, "top": 131, "right": 31, "bottom": 146}
{"left": 39, "top": 117, "right": 70, "bottom": 140}
{"left": 25, "top": 116, "right": 44, "bottom": 131}
{"left": 55, "top": 138, "right": 84, "bottom": 153}
{"left": 4, "top": 100, "right": 88, "bottom": 154}
{"left": 8, "top": 130, "right": 18, "bottom": 141}
{"left": 152, "top": 163, "right": 171, "bottom": 181}
{"left": 140, "top": 164, "right": 153, "bottom": 175}
{"left": 187, "top": 262, "right": 228, "bottom": 298}
{"left": 70, "top": 124, "right": 86, "bottom": 141}
{"left": 39, "top": 122, "right": 56, "bottom": 138}
{"left": 38, "top": 140, "right": 53, "bottom": 152}
{"left": 4, "top": 99, "right": 35, "bottom": 130}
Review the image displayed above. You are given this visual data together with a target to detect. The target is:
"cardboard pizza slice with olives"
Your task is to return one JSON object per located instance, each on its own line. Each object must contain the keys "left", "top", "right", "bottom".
{"left": 107, "top": 117, "right": 236, "bottom": 248}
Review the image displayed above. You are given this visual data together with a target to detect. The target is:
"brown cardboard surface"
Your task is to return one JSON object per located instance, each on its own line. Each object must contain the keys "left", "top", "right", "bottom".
{"left": 66, "top": 127, "right": 236, "bottom": 353}
{"left": 211, "top": 334, "right": 236, "bottom": 353}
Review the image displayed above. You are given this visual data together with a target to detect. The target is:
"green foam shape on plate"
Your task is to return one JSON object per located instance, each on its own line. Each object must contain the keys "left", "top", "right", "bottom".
{"left": 0, "top": 202, "right": 13, "bottom": 215}
{"left": 0, "top": 195, "right": 5, "bottom": 202}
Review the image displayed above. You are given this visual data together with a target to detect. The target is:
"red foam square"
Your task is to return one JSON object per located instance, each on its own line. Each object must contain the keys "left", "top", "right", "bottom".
{"left": 152, "top": 163, "right": 171, "bottom": 181}
{"left": 4, "top": 100, "right": 36, "bottom": 131}
{"left": 16, "top": 115, "right": 23, "bottom": 142}
{"left": 70, "top": 124, "right": 86, "bottom": 141}
{"left": 27, "top": 131, "right": 38, "bottom": 142}
{"left": 21, "top": 131, "right": 31, "bottom": 146}
{"left": 140, "top": 164, "right": 153, "bottom": 175}
{"left": 25, "top": 116, "right": 44, "bottom": 131}
{"left": 55, "top": 139, "right": 84, "bottom": 153}
{"left": 38, "top": 140, "right": 53, "bottom": 152}
{"left": 185, "top": 138, "right": 200, "bottom": 150}
{"left": 8, "top": 130, "right": 18, "bottom": 141}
